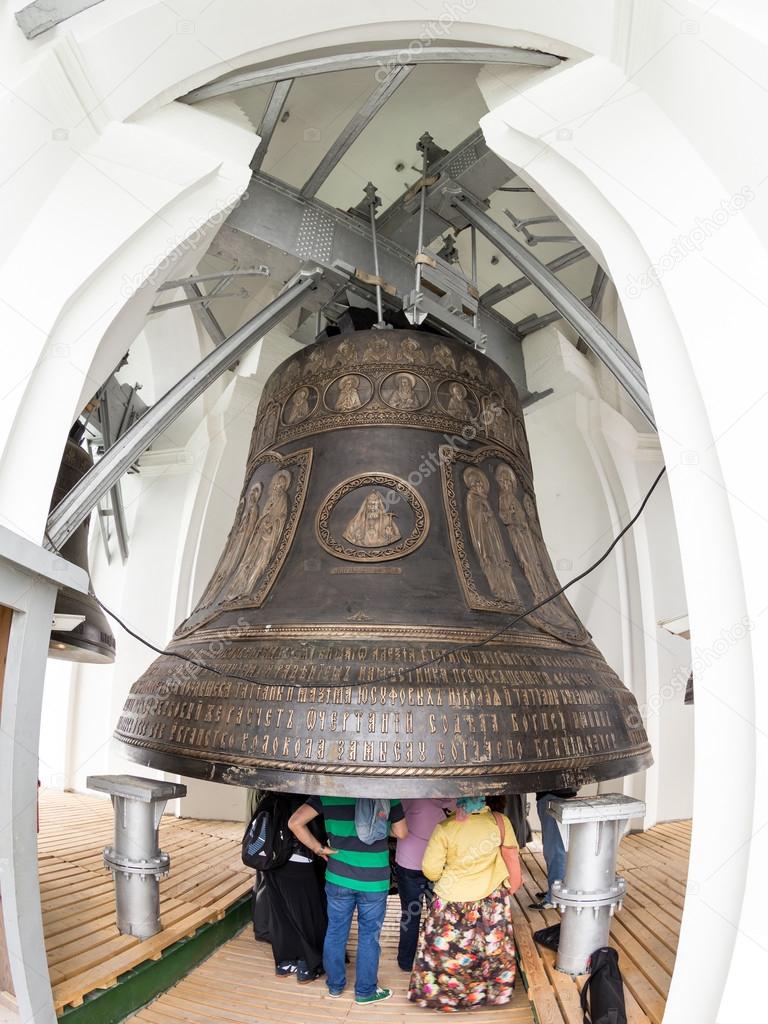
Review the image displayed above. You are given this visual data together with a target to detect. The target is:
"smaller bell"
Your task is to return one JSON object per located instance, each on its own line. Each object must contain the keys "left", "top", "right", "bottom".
{"left": 48, "top": 439, "right": 116, "bottom": 664}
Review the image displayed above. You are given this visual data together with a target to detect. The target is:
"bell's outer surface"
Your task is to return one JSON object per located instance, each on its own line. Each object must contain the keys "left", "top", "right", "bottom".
{"left": 49, "top": 440, "right": 116, "bottom": 664}
{"left": 116, "top": 330, "right": 652, "bottom": 796}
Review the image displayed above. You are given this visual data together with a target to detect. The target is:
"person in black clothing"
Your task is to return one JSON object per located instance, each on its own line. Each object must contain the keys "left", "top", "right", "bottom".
{"left": 261, "top": 792, "right": 328, "bottom": 983}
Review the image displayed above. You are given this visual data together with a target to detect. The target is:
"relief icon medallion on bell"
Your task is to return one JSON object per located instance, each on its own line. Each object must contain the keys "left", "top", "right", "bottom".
{"left": 116, "top": 329, "right": 652, "bottom": 797}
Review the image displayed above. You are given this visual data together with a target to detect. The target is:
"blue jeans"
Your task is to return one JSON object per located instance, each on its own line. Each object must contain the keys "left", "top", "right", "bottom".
{"left": 324, "top": 882, "right": 388, "bottom": 998}
{"left": 395, "top": 864, "right": 430, "bottom": 971}
{"left": 537, "top": 795, "right": 566, "bottom": 901}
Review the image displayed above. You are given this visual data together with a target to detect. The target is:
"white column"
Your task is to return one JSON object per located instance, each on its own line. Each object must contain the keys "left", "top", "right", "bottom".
{"left": 0, "top": 528, "right": 89, "bottom": 1024}
{"left": 479, "top": 50, "right": 768, "bottom": 1022}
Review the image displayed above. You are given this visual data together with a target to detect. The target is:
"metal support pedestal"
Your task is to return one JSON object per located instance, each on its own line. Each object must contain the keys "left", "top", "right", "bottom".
{"left": 88, "top": 774, "right": 187, "bottom": 939}
{"left": 546, "top": 794, "right": 645, "bottom": 975}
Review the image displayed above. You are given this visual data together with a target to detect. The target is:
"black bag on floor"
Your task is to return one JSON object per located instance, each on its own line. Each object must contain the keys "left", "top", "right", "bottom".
{"left": 533, "top": 922, "right": 561, "bottom": 951}
{"left": 581, "top": 947, "right": 627, "bottom": 1024}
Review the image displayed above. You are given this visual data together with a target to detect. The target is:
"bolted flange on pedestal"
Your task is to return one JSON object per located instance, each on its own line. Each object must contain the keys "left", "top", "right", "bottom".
{"left": 88, "top": 774, "right": 187, "bottom": 940}
{"left": 545, "top": 793, "right": 644, "bottom": 976}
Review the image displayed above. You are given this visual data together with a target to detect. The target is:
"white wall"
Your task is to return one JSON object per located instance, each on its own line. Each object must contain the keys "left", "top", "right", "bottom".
{"left": 522, "top": 324, "right": 694, "bottom": 826}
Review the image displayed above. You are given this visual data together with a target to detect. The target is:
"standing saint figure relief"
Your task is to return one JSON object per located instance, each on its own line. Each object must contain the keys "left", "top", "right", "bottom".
{"left": 460, "top": 351, "right": 481, "bottom": 380}
{"left": 255, "top": 402, "right": 279, "bottom": 453}
{"left": 400, "top": 337, "right": 425, "bottom": 365}
{"left": 362, "top": 336, "right": 391, "bottom": 363}
{"left": 495, "top": 471, "right": 573, "bottom": 629}
{"left": 433, "top": 342, "right": 456, "bottom": 372}
{"left": 224, "top": 469, "right": 292, "bottom": 600}
{"left": 305, "top": 346, "right": 325, "bottom": 374}
{"left": 463, "top": 467, "right": 518, "bottom": 605}
{"left": 198, "top": 481, "right": 263, "bottom": 608}
{"left": 343, "top": 490, "right": 401, "bottom": 548}
{"left": 326, "top": 339, "right": 354, "bottom": 369}
{"left": 387, "top": 372, "right": 419, "bottom": 410}
{"left": 334, "top": 375, "right": 363, "bottom": 412}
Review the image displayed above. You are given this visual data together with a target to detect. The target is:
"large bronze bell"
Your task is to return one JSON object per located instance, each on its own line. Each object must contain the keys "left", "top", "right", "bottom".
{"left": 49, "top": 439, "right": 116, "bottom": 664}
{"left": 116, "top": 330, "right": 651, "bottom": 795}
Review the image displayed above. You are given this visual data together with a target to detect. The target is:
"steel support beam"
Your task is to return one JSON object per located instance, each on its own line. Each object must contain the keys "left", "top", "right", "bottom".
{"left": 46, "top": 271, "right": 321, "bottom": 551}
{"left": 516, "top": 299, "right": 590, "bottom": 336}
{"left": 158, "top": 269, "right": 269, "bottom": 290}
{"left": 590, "top": 266, "right": 609, "bottom": 311}
{"left": 99, "top": 398, "right": 129, "bottom": 563}
{"left": 301, "top": 66, "right": 414, "bottom": 198}
{"left": 481, "top": 246, "right": 589, "bottom": 306}
{"left": 14, "top": 0, "right": 104, "bottom": 38}
{"left": 184, "top": 47, "right": 561, "bottom": 104}
{"left": 450, "top": 192, "right": 655, "bottom": 427}
{"left": 182, "top": 282, "right": 227, "bottom": 346}
{"left": 250, "top": 79, "right": 293, "bottom": 173}
{"left": 377, "top": 129, "right": 515, "bottom": 252}
{"left": 220, "top": 174, "right": 527, "bottom": 386}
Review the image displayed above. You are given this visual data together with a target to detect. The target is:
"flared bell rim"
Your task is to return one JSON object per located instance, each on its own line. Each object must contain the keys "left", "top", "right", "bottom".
{"left": 50, "top": 586, "right": 116, "bottom": 664}
{"left": 120, "top": 741, "right": 653, "bottom": 798}
{"left": 116, "top": 623, "right": 652, "bottom": 798}
{"left": 48, "top": 635, "right": 116, "bottom": 664}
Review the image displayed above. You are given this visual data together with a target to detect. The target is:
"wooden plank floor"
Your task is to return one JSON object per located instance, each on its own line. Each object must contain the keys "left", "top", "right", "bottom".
{"left": 39, "top": 790, "right": 690, "bottom": 1023}
{"left": 512, "top": 820, "right": 691, "bottom": 1024}
{"left": 128, "top": 898, "right": 534, "bottom": 1024}
{"left": 127, "top": 821, "right": 690, "bottom": 1024}
{"left": 38, "top": 789, "right": 253, "bottom": 1014}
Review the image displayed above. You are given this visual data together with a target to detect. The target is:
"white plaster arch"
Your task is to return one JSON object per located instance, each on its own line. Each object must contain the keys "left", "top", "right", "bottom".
{"left": 0, "top": 99, "right": 257, "bottom": 542}
{"left": 477, "top": 53, "right": 768, "bottom": 1024}
{"left": 0, "top": 4, "right": 766, "bottom": 1022}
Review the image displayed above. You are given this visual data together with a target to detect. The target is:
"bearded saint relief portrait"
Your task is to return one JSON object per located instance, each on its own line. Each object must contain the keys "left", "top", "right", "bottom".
{"left": 325, "top": 373, "right": 373, "bottom": 413}
{"left": 316, "top": 472, "right": 429, "bottom": 563}
{"left": 436, "top": 379, "right": 479, "bottom": 422}
{"left": 342, "top": 490, "right": 401, "bottom": 548}
{"left": 380, "top": 372, "right": 430, "bottom": 412}
{"left": 283, "top": 385, "right": 317, "bottom": 425}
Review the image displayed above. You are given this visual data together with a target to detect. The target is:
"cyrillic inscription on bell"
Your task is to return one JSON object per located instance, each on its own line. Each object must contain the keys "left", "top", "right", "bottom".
{"left": 116, "top": 330, "right": 652, "bottom": 796}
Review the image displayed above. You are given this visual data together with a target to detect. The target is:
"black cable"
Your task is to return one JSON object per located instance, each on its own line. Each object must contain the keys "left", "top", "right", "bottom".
{"left": 87, "top": 464, "right": 667, "bottom": 688}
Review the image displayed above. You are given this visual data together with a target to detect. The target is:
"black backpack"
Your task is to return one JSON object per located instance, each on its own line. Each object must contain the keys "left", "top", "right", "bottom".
{"left": 581, "top": 947, "right": 627, "bottom": 1024}
{"left": 241, "top": 794, "right": 294, "bottom": 872}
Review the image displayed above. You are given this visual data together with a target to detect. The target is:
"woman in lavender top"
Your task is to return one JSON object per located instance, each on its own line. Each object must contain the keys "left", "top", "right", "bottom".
{"left": 395, "top": 798, "right": 456, "bottom": 971}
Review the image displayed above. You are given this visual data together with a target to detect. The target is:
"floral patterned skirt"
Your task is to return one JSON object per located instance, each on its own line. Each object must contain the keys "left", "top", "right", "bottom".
{"left": 407, "top": 885, "right": 516, "bottom": 1012}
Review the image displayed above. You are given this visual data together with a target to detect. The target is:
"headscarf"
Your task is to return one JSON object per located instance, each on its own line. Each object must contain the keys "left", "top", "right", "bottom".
{"left": 455, "top": 795, "right": 487, "bottom": 821}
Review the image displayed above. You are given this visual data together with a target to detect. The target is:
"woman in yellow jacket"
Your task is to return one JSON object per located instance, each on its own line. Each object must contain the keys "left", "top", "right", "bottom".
{"left": 407, "top": 795, "right": 518, "bottom": 1012}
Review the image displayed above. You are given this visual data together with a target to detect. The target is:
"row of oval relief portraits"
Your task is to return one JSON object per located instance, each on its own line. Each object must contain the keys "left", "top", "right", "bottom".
{"left": 253, "top": 373, "right": 524, "bottom": 456}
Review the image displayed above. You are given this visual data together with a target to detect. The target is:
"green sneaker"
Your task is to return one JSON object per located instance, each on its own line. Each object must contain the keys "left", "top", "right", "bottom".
{"left": 355, "top": 988, "right": 392, "bottom": 1004}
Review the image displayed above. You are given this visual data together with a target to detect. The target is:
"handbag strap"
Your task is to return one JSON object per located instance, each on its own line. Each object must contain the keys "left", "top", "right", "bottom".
{"left": 580, "top": 970, "right": 592, "bottom": 1022}
{"left": 492, "top": 811, "right": 507, "bottom": 847}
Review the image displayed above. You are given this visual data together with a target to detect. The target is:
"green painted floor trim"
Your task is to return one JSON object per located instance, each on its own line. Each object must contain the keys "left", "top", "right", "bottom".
{"left": 57, "top": 894, "right": 251, "bottom": 1024}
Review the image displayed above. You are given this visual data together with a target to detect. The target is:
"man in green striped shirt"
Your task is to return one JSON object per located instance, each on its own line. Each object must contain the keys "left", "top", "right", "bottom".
{"left": 289, "top": 797, "right": 407, "bottom": 1004}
